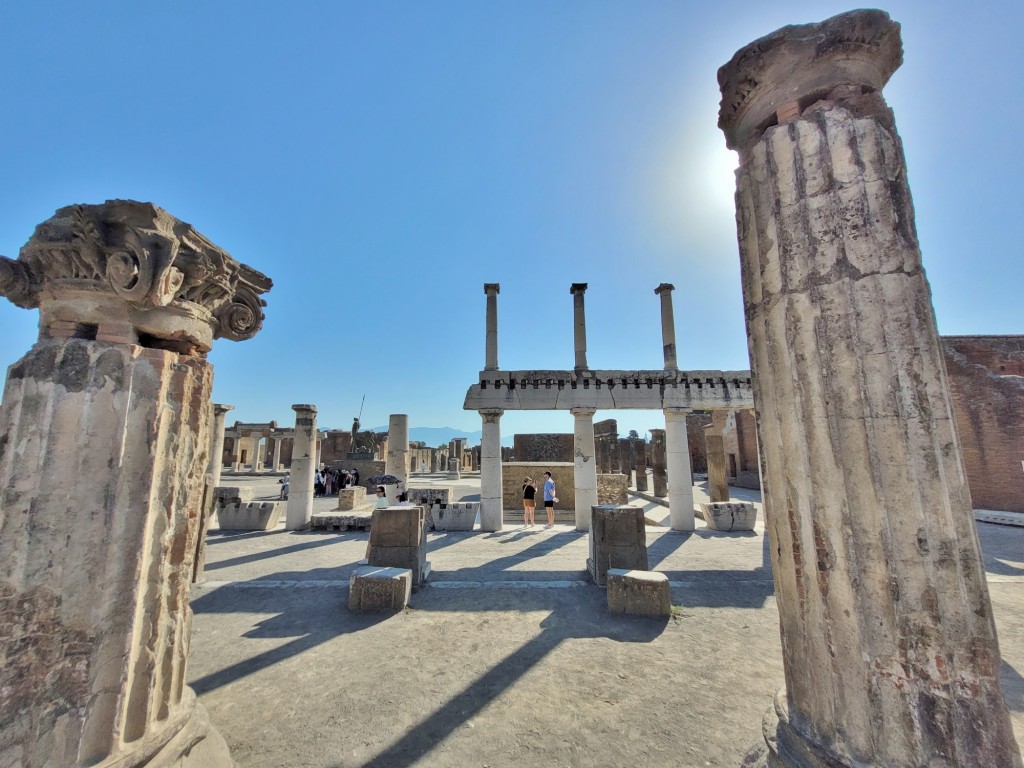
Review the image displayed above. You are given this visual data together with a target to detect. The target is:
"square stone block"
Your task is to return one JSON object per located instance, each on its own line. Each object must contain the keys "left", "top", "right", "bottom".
{"left": 369, "top": 507, "right": 424, "bottom": 548}
{"left": 700, "top": 502, "right": 757, "bottom": 531}
{"left": 213, "top": 486, "right": 252, "bottom": 508}
{"left": 607, "top": 569, "right": 671, "bottom": 617}
{"left": 217, "top": 501, "right": 281, "bottom": 530}
{"left": 588, "top": 505, "right": 648, "bottom": 586}
{"left": 348, "top": 566, "right": 411, "bottom": 612}
{"left": 406, "top": 487, "right": 454, "bottom": 506}
{"left": 335, "top": 486, "right": 367, "bottom": 511}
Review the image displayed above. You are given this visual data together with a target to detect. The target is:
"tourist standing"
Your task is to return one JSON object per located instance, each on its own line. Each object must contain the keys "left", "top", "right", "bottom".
{"left": 542, "top": 471, "right": 556, "bottom": 528}
{"left": 522, "top": 477, "right": 537, "bottom": 527}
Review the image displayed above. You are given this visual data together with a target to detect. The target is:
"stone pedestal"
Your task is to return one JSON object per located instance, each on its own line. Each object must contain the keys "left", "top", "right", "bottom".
{"left": 479, "top": 408, "right": 504, "bottom": 531}
{"left": 336, "top": 486, "right": 367, "bottom": 511}
{"left": 218, "top": 501, "right": 282, "bottom": 530}
{"left": 368, "top": 507, "right": 430, "bottom": 586}
{"left": 0, "top": 201, "right": 270, "bottom": 768}
{"left": 286, "top": 404, "right": 318, "bottom": 530}
{"left": 349, "top": 566, "right": 412, "bottom": 613}
{"left": 649, "top": 428, "right": 667, "bottom": 497}
{"left": 720, "top": 10, "right": 1021, "bottom": 766}
{"left": 587, "top": 505, "right": 648, "bottom": 586}
{"left": 664, "top": 408, "right": 695, "bottom": 531}
{"left": 384, "top": 413, "right": 409, "bottom": 504}
{"left": 572, "top": 407, "right": 599, "bottom": 531}
{"left": 446, "top": 457, "right": 461, "bottom": 480}
{"left": 706, "top": 434, "right": 729, "bottom": 503}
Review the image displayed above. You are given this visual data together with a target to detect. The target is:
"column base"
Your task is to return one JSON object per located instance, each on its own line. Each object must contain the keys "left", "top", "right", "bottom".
{"left": 742, "top": 689, "right": 852, "bottom": 768}
{"left": 93, "top": 688, "right": 234, "bottom": 768}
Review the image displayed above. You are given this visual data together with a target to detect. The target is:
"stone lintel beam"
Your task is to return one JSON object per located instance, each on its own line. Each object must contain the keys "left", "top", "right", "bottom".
{"left": 463, "top": 369, "right": 754, "bottom": 411}
{"left": 718, "top": 9, "right": 902, "bottom": 156}
{"left": 0, "top": 200, "right": 273, "bottom": 355}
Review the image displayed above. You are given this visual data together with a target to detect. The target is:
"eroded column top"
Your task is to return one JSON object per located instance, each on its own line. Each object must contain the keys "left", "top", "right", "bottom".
{"left": 717, "top": 9, "right": 902, "bottom": 153}
{"left": 484, "top": 283, "right": 500, "bottom": 295}
{"left": 570, "top": 283, "right": 588, "bottom": 295}
{"left": 0, "top": 200, "right": 272, "bottom": 355}
{"left": 213, "top": 403, "right": 235, "bottom": 416}
{"left": 654, "top": 283, "right": 674, "bottom": 296}
{"left": 292, "top": 404, "right": 318, "bottom": 414}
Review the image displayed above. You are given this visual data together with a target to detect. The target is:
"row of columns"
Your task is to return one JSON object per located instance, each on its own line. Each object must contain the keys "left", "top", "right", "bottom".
{"left": 478, "top": 280, "right": 696, "bottom": 533}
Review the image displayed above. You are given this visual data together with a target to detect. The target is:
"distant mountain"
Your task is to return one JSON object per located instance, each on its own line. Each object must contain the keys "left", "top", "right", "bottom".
{"left": 367, "top": 425, "right": 514, "bottom": 448}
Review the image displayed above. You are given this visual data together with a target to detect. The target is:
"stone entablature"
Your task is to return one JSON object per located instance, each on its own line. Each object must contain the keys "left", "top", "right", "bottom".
{"left": 465, "top": 369, "right": 753, "bottom": 411}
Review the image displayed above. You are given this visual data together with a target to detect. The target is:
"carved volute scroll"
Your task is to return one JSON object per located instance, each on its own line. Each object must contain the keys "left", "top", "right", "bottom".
{"left": 0, "top": 200, "right": 272, "bottom": 353}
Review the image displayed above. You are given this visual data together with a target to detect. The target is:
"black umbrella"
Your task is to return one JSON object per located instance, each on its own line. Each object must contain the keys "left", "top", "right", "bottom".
{"left": 367, "top": 474, "right": 401, "bottom": 485}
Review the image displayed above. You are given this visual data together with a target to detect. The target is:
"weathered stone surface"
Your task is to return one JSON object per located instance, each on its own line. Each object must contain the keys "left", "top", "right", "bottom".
{"left": 213, "top": 485, "right": 253, "bottom": 508}
{"left": 335, "top": 485, "right": 367, "bottom": 511}
{"left": 596, "top": 473, "right": 628, "bottom": 505}
{"left": 348, "top": 566, "right": 411, "bottom": 613}
{"left": 700, "top": 502, "right": 756, "bottom": 532}
{"left": 431, "top": 502, "right": 478, "bottom": 531}
{"left": 217, "top": 501, "right": 282, "bottom": 530}
{"left": 310, "top": 512, "right": 373, "bottom": 531}
{"left": 406, "top": 486, "right": 454, "bottom": 506}
{"left": 502, "top": 461, "right": 575, "bottom": 512}
{"left": 720, "top": 10, "right": 1021, "bottom": 767}
{"left": 368, "top": 507, "right": 430, "bottom": 586}
{"left": 587, "top": 506, "right": 648, "bottom": 587}
{"left": 513, "top": 433, "right": 574, "bottom": 462}
{"left": 606, "top": 569, "right": 671, "bottom": 617}
{"left": 0, "top": 200, "right": 271, "bottom": 353}
{"left": 649, "top": 428, "right": 667, "bottom": 497}
{"left": 705, "top": 434, "right": 730, "bottom": 503}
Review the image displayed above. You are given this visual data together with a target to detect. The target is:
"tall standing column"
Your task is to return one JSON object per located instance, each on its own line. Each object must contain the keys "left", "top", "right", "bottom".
{"left": 286, "top": 404, "right": 318, "bottom": 530}
{"left": 0, "top": 201, "right": 270, "bottom": 768}
{"left": 272, "top": 436, "right": 283, "bottom": 471}
{"left": 384, "top": 413, "right": 409, "bottom": 504}
{"left": 570, "top": 283, "right": 589, "bottom": 370}
{"left": 655, "top": 283, "right": 678, "bottom": 371}
{"left": 720, "top": 11, "right": 1020, "bottom": 766}
{"left": 571, "top": 407, "right": 598, "bottom": 531}
{"left": 231, "top": 431, "right": 242, "bottom": 471}
{"left": 634, "top": 440, "right": 648, "bottom": 492}
{"left": 480, "top": 409, "right": 504, "bottom": 532}
{"left": 484, "top": 282, "right": 500, "bottom": 371}
{"left": 209, "top": 403, "right": 234, "bottom": 488}
{"left": 664, "top": 408, "right": 695, "bottom": 531}
{"left": 649, "top": 428, "right": 667, "bottom": 497}
{"left": 250, "top": 432, "right": 263, "bottom": 471}
{"left": 705, "top": 434, "right": 729, "bottom": 503}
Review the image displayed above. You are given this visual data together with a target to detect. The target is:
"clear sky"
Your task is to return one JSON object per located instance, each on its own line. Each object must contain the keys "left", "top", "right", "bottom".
{"left": 1, "top": 2, "right": 1021, "bottom": 442}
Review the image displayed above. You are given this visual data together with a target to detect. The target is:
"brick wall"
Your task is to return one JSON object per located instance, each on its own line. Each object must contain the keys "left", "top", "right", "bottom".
{"left": 942, "top": 336, "right": 1024, "bottom": 513}
{"left": 513, "top": 434, "right": 574, "bottom": 462}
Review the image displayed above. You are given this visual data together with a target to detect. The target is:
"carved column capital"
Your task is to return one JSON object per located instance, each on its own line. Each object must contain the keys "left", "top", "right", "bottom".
{"left": 718, "top": 9, "right": 902, "bottom": 153}
{"left": 483, "top": 282, "right": 500, "bottom": 296}
{"left": 479, "top": 408, "right": 504, "bottom": 422}
{"left": 213, "top": 403, "right": 235, "bottom": 417}
{"left": 0, "top": 200, "right": 272, "bottom": 354}
{"left": 570, "top": 407, "right": 597, "bottom": 418}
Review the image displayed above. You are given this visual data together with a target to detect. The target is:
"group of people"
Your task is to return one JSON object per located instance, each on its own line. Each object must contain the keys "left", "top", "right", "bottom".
{"left": 521, "top": 471, "right": 557, "bottom": 528}
{"left": 314, "top": 467, "right": 361, "bottom": 498}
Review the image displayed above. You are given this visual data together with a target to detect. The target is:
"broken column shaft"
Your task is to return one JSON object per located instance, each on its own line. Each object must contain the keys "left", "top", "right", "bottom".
{"left": 655, "top": 283, "right": 678, "bottom": 371}
{"left": 719, "top": 10, "right": 1021, "bottom": 767}
{"left": 484, "top": 282, "right": 500, "bottom": 371}
{"left": 286, "top": 404, "right": 318, "bottom": 529}
{"left": 570, "top": 283, "right": 589, "bottom": 370}
{"left": 0, "top": 200, "right": 270, "bottom": 768}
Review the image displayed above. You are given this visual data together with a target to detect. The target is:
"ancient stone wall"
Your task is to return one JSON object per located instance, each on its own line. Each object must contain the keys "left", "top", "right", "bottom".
{"left": 512, "top": 433, "right": 574, "bottom": 462}
{"left": 502, "top": 462, "right": 574, "bottom": 511}
{"left": 943, "top": 335, "right": 1024, "bottom": 513}
{"left": 597, "top": 473, "right": 628, "bottom": 505}
{"left": 685, "top": 412, "right": 712, "bottom": 472}
{"left": 319, "top": 430, "right": 354, "bottom": 465}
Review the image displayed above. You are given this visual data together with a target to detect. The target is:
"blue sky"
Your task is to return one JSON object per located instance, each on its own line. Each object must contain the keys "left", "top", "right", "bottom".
{"left": 1, "top": 2, "right": 1021, "bottom": 441}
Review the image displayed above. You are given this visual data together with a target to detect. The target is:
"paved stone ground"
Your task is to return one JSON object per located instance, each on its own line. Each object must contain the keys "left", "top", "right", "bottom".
{"left": 190, "top": 475, "right": 1024, "bottom": 767}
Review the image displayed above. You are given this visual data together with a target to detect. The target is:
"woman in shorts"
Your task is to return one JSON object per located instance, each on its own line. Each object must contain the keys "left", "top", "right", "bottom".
{"left": 522, "top": 477, "right": 537, "bottom": 527}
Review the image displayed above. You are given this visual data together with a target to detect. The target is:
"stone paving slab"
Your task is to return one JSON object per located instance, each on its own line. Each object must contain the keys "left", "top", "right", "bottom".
{"left": 190, "top": 477, "right": 1024, "bottom": 767}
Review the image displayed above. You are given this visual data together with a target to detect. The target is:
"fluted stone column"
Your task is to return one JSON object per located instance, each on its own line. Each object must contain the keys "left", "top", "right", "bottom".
{"left": 720, "top": 10, "right": 1021, "bottom": 767}
{"left": 209, "top": 403, "right": 234, "bottom": 488}
{"left": 480, "top": 409, "right": 504, "bottom": 531}
{"left": 484, "top": 282, "right": 500, "bottom": 371}
{"left": 385, "top": 413, "right": 409, "bottom": 504}
{"left": 655, "top": 283, "right": 678, "bottom": 371}
{"left": 664, "top": 408, "right": 695, "bottom": 531}
{"left": 649, "top": 428, "right": 667, "bottom": 497}
{"left": 286, "top": 405, "right": 318, "bottom": 530}
{"left": 572, "top": 407, "right": 598, "bottom": 531}
{"left": 570, "top": 283, "right": 588, "bottom": 370}
{"left": 706, "top": 434, "right": 729, "bottom": 503}
{"left": 635, "top": 440, "right": 648, "bottom": 492}
{"left": 0, "top": 201, "right": 270, "bottom": 768}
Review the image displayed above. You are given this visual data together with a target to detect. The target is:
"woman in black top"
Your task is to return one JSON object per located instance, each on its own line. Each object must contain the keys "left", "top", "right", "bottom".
{"left": 522, "top": 477, "right": 537, "bottom": 527}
